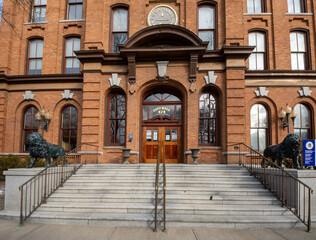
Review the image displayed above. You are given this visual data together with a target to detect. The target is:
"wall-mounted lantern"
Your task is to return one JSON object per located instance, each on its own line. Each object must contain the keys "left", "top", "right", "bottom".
{"left": 278, "top": 104, "right": 297, "bottom": 134}
{"left": 35, "top": 107, "right": 52, "bottom": 135}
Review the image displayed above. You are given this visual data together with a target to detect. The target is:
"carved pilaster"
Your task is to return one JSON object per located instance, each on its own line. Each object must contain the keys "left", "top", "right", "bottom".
{"left": 127, "top": 54, "right": 136, "bottom": 84}
{"left": 189, "top": 54, "right": 198, "bottom": 83}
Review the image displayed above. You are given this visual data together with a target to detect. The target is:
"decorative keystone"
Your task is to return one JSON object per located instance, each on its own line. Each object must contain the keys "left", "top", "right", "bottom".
{"left": 109, "top": 73, "right": 121, "bottom": 87}
{"left": 204, "top": 71, "right": 217, "bottom": 85}
{"left": 254, "top": 87, "right": 269, "bottom": 97}
{"left": 23, "top": 91, "right": 35, "bottom": 100}
{"left": 156, "top": 61, "right": 169, "bottom": 80}
{"left": 61, "top": 90, "right": 74, "bottom": 99}
{"left": 298, "top": 87, "right": 312, "bottom": 97}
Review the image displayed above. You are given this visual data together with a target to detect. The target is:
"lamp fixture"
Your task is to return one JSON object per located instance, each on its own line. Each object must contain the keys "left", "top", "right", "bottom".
{"left": 35, "top": 107, "right": 52, "bottom": 135}
{"left": 278, "top": 104, "right": 297, "bottom": 134}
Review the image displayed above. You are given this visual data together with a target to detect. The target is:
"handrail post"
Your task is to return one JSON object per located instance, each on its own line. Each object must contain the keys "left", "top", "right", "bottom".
{"left": 43, "top": 169, "right": 47, "bottom": 204}
{"left": 19, "top": 187, "right": 24, "bottom": 226}
{"left": 308, "top": 189, "right": 311, "bottom": 232}
{"left": 154, "top": 142, "right": 160, "bottom": 232}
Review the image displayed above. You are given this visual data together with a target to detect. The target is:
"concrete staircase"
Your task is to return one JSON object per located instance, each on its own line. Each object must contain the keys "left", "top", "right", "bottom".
{"left": 28, "top": 164, "right": 301, "bottom": 228}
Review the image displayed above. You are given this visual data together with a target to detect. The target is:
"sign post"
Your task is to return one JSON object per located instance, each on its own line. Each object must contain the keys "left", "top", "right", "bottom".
{"left": 303, "top": 140, "right": 316, "bottom": 167}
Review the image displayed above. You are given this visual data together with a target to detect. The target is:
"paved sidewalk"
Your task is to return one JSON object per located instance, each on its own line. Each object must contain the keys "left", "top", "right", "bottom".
{"left": 0, "top": 220, "right": 315, "bottom": 240}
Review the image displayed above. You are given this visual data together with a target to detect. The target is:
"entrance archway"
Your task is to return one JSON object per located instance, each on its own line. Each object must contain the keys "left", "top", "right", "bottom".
{"left": 141, "top": 90, "right": 183, "bottom": 163}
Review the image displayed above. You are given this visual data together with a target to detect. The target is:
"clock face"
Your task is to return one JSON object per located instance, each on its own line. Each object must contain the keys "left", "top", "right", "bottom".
{"left": 147, "top": 5, "right": 178, "bottom": 26}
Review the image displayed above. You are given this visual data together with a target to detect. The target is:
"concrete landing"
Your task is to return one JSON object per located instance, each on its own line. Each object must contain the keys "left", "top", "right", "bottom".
{"left": 0, "top": 219, "right": 315, "bottom": 240}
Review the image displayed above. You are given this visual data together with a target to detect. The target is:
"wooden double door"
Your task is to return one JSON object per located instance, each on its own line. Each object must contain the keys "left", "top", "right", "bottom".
{"left": 142, "top": 126, "right": 181, "bottom": 163}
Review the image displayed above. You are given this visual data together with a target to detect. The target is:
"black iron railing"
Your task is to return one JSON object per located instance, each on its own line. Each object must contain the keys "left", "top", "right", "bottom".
{"left": 231, "top": 143, "right": 313, "bottom": 232}
{"left": 19, "top": 143, "right": 99, "bottom": 225}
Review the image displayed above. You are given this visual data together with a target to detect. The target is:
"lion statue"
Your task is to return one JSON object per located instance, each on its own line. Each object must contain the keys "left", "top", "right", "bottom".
{"left": 261, "top": 134, "right": 302, "bottom": 169}
{"left": 26, "top": 132, "right": 66, "bottom": 168}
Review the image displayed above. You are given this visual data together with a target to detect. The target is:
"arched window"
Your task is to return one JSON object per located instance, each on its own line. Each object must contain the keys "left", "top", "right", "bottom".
{"left": 60, "top": 105, "right": 78, "bottom": 151}
{"left": 290, "top": 31, "right": 309, "bottom": 70}
{"left": 108, "top": 93, "right": 126, "bottom": 145}
{"left": 294, "top": 103, "right": 311, "bottom": 140}
{"left": 250, "top": 104, "right": 268, "bottom": 151}
{"left": 64, "top": 37, "right": 81, "bottom": 74}
{"left": 111, "top": 7, "right": 129, "bottom": 53}
{"left": 198, "top": 4, "right": 216, "bottom": 50}
{"left": 199, "top": 93, "right": 216, "bottom": 145}
{"left": 23, "top": 106, "right": 39, "bottom": 151}
{"left": 248, "top": 31, "right": 267, "bottom": 70}
{"left": 28, "top": 39, "right": 44, "bottom": 75}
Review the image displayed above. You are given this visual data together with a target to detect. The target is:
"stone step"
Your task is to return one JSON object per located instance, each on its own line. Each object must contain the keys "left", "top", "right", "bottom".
{"left": 48, "top": 193, "right": 280, "bottom": 205}
{"left": 54, "top": 187, "right": 270, "bottom": 196}
{"left": 27, "top": 211, "right": 301, "bottom": 229}
{"left": 69, "top": 175, "right": 253, "bottom": 181}
{"left": 37, "top": 202, "right": 291, "bottom": 216}
{"left": 77, "top": 170, "right": 248, "bottom": 175}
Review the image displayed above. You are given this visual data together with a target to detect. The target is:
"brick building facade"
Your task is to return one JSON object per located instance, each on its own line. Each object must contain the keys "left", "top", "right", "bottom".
{"left": 0, "top": 0, "right": 315, "bottom": 164}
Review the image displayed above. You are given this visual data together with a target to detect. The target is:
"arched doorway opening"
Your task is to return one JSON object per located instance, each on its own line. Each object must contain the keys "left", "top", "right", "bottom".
{"left": 141, "top": 89, "right": 183, "bottom": 163}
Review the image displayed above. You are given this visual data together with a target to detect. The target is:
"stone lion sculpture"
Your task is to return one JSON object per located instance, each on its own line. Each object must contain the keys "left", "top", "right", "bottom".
{"left": 26, "top": 132, "right": 66, "bottom": 168}
{"left": 261, "top": 134, "right": 302, "bottom": 169}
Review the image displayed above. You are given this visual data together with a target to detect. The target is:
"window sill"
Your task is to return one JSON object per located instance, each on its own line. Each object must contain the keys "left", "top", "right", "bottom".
{"left": 24, "top": 21, "right": 48, "bottom": 25}
{"left": 243, "top": 13, "right": 272, "bottom": 16}
{"left": 285, "top": 13, "right": 313, "bottom": 16}
{"left": 103, "top": 146, "right": 125, "bottom": 149}
{"left": 59, "top": 19, "right": 86, "bottom": 23}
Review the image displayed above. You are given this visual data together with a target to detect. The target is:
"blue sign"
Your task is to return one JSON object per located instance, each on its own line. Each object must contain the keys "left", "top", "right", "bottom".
{"left": 129, "top": 134, "right": 133, "bottom": 139}
{"left": 303, "top": 140, "right": 316, "bottom": 166}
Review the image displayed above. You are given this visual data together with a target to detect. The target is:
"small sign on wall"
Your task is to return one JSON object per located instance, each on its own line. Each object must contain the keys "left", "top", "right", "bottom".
{"left": 303, "top": 140, "right": 316, "bottom": 166}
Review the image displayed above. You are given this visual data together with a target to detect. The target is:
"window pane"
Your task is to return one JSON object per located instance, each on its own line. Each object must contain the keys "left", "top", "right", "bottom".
{"left": 254, "top": 0, "right": 262, "bottom": 13}
{"left": 287, "top": 0, "right": 294, "bottom": 13}
{"left": 66, "top": 39, "right": 74, "bottom": 57}
{"left": 247, "top": 0, "right": 254, "bottom": 13}
{"left": 70, "top": 130, "right": 77, "bottom": 150}
{"left": 143, "top": 106, "right": 148, "bottom": 120}
{"left": 113, "top": 9, "right": 128, "bottom": 31}
{"left": 256, "top": 33, "right": 265, "bottom": 51}
{"left": 112, "top": 33, "right": 128, "bottom": 53}
{"left": 35, "top": 60, "right": 42, "bottom": 74}
{"left": 294, "top": 0, "right": 302, "bottom": 13}
{"left": 29, "top": 41, "right": 37, "bottom": 58}
{"left": 258, "top": 104, "right": 267, "bottom": 127}
{"left": 248, "top": 33, "right": 256, "bottom": 47}
{"left": 198, "top": 31, "right": 214, "bottom": 50}
{"left": 297, "top": 53, "right": 305, "bottom": 70}
{"left": 69, "top": 5, "right": 76, "bottom": 19}
{"left": 65, "top": 58, "right": 73, "bottom": 73}
{"left": 73, "top": 58, "right": 80, "bottom": 73}
{"left": 290, "top": 33, "right": 297, "bottom": 51}
{"left": 62, "top": 107, "right": 70, "bottom": 128}
{"left": 75, "top": 5, "right": 82, "bottom": 19}
{"left": 70, "top": 107, "right": 78, "bottom": 128}
{"left": 301, "top": 129, "right": 308, "bottom": 140}
{"left": 29, "top": 60, "right": 36, "bottom": 74}
{"left": 301, "top": 105, "right": 309, "bottom": 128}
{"left": 297, "top": 33, "right": 305, "bottom": 51}
{"left": 199, "top": 7, "right": 214, "bottom": 29}
{"left": 256, "top": 53, "right": 264, "bottom": 70}
{"left": 36, "top": 40, "right": 43, "bottom": 57}
{"left": 249, "top": 54, "right": 257, "bottom": 70}
{"left": 291, "top": 53, "right": 298, "bottom": 70}
{"left": 33, "top": 7, "right": 41, "bottom": 22}
{"left": 250, "top": 105, "right": 258, "bottom": 128}
{"left": 73, "top": 38, "right": 81, "bottom": 51}
{"left": 251, "top": 129, "right": 258, "bottom": 150}
{"left": 258, "top": 129, "right": 266, "bottom": 152}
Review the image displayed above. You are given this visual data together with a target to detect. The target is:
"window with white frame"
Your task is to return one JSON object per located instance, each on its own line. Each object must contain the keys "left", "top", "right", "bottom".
{"left": 32, "top": 0, "right": 46, "bottom": 22}
{"left": 198, "top": 4, "right": 215, "bottom": 50}
{"left": 290, "top": 31, "right": 308, "bottom": 70}
{"left": 287, "top": 0, "right": 305, "bottom": 13}
{"left": 294, "top": 103, "right": 311, "bottom": 140}
{"left": 65, "top": 37, "right": 81, "bottom": 74}
{"left": 111, "top": 7, "right": 129, "bottom": 53}
{"left": 247, "top": 0, "right": 264, "bottom": 13}
{"left": 248, "top": 32, "right": 266, "bottom": 70}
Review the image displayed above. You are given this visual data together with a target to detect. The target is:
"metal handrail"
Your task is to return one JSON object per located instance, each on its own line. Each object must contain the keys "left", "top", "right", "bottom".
{"left": 162, "top": 142, "right": 166, "bottom": 232}
{"left": 231, "top": 143, "right": 313, "bottom": 232}
{"left": 154, "top": 142, "right": 160, "bottom": 232}
{"left": 18, "top": 143, "right": 99, "bottom": 226}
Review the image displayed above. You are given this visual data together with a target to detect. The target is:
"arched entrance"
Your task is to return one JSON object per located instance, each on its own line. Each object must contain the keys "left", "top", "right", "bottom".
{"left": 142, "top": 90, "right": 183, "bottom": 163}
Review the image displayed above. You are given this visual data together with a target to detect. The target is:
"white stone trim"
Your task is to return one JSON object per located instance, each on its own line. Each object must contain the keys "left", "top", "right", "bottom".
{"left": 59, "top": 19, "right": 86, "bottom": 23}
{"left": 243, "top": 13, "right": 272, "bottom": 16}
{"left": 24, "top": 21, "right": 48, "bottom": 25}
{"left": 222, "top": 151, "right": 249, "bottom": 155}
